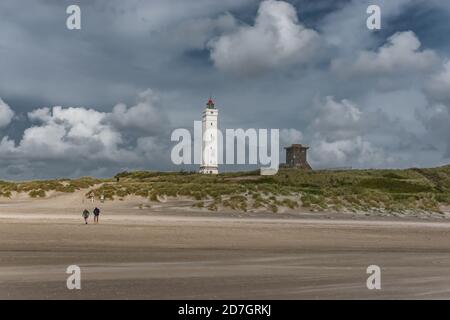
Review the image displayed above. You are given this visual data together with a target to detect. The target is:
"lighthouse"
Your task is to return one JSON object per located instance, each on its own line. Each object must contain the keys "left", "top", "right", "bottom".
{"left": 199, "top": 98, "right": 219, "bottom": 174}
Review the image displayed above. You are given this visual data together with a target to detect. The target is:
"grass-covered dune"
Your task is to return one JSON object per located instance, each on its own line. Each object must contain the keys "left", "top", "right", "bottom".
{"left": 0, "top": 177, "right": 104, "bottom": 199}
{"left": 1, "top": 166, "right": 450, "bottom": 214}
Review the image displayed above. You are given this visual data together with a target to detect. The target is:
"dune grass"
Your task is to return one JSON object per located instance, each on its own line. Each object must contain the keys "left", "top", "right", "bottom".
{"left": 0, "top": 177, "right": 105, "bottom": 198}
{"left": 86, "top": 166, "right": 450, "bottom": 214}
{"left": 1, "top": 166, "right": 450, "bottom": 214}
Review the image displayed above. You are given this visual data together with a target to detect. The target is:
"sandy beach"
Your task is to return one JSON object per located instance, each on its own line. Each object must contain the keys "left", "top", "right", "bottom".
{"left": 1, "top": 192, "right": 450, "bottom": 300}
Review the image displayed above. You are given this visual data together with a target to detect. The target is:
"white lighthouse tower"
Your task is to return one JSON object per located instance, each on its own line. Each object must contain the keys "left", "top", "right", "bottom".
{"left": 200, "top": 98, "right": 219, "bottom": 174}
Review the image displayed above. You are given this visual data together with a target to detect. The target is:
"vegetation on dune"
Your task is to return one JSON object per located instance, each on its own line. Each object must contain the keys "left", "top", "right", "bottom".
{"left": 91, "top": 166, "right": 450, "bottom": 214}
{"left": 1, "top": 166, "right": 450, "bottom": 215}
{"left": 0, "top": 177, "right": 105, "bottom": 199}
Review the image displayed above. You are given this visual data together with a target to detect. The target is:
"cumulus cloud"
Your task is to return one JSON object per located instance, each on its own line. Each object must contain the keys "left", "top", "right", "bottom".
{"left": 333, "top": 31, "right": 438, "bottom": 75}
{"left": 310, "top": 137, "right": 386, "bottom": 169}
{"left": 305, "top": 93, "right": 449, "bottom": 169}
{"left": 0, "top": 90, "right": 170, "bottom": 178}
{"left": 0, "top": 98, "right": 14, "bottom": 128}
{"left": 2, "top": 106, "right": 127, "bottom": 161}
{"left": 310, "top": 97, "right": 364, "bottom": 141}
{"left": 426, "top": 61, "right": 450, "bottom": 103}
{"left": 306, "top": 96, "right": 392, "bottom": 168}
{"left": 280, "top": 128, "right": 303, "bottom": 146}
{"left": 309, "top": 96, "right": 388, "bottom": 141}
{"left": 418, "top": 103, "right": 450, "bottom": 158}
{"left": 208, "top": 0, "right": 320, "bottom": 75}
{"left": 107, "top": 89, "right": 168, "bottom": 135}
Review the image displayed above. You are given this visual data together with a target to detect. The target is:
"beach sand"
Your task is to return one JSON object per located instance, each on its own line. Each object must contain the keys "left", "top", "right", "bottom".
{"left": 1, "top": 192, "right": 450, "bottom": 299}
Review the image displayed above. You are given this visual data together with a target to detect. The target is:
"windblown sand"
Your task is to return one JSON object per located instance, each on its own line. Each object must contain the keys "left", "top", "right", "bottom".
{"left": 1, "top": 191, "right": 450, "bottom": 299}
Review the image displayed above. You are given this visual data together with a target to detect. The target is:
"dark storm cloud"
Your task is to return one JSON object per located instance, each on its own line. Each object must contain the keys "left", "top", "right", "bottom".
{"left": 1, "top": 0, "right": 450, "bottom": 179}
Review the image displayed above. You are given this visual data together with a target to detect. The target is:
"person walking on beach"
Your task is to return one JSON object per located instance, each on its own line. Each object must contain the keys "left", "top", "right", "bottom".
{"left": 82, "top": 209, "right": 90, "bottom": 224}
{"left": 93, "top": 207, "right": 100, "bottom": 224}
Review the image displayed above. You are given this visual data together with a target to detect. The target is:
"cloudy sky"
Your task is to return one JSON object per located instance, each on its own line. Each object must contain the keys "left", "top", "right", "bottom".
{"left": 1, "top": 0, "right": 450, "bottom": 179}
